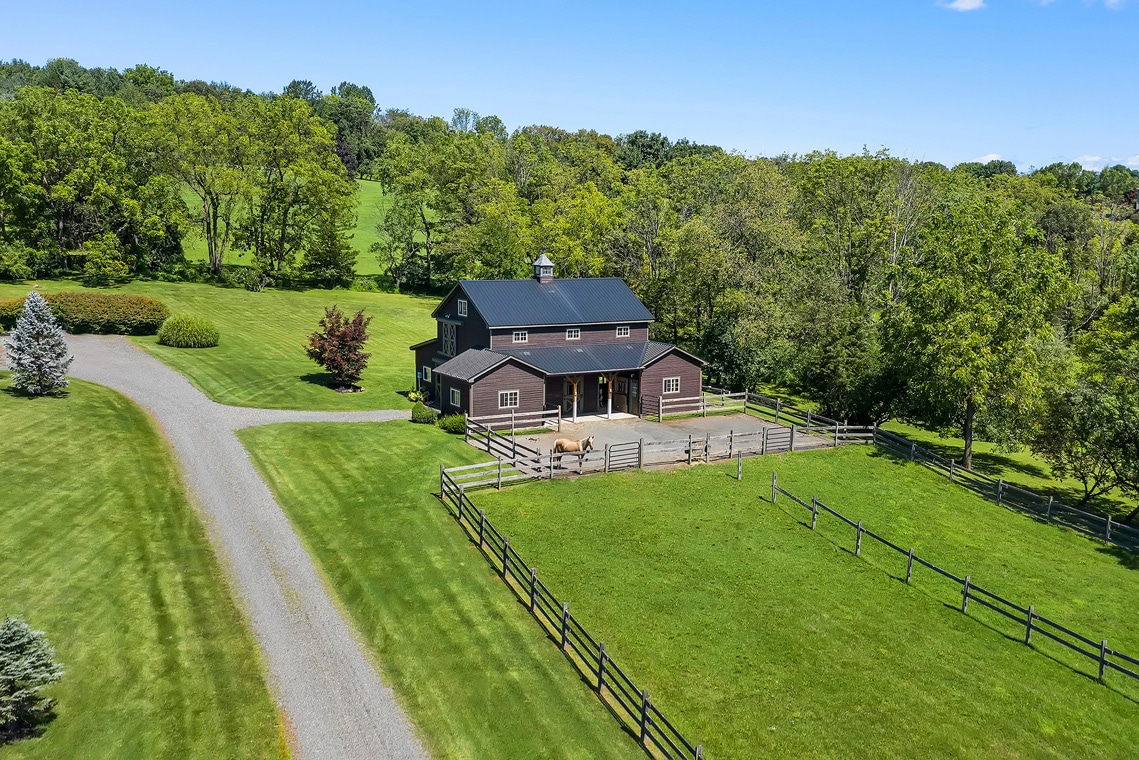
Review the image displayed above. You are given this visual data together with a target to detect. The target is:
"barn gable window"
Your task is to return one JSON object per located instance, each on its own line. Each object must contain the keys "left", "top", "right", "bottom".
{"left": 457, "top": 299, "right": 468, "bottom": 317}
{"left": 616, "top": 325, "right": 630, "bottom": 338}
{"left": 499, "top": 390, "right": 519, "bottom": 409}
{"left": 663, "top": 377, "right": 680, "bottom": 394}
{"left": 513, "top": 330, "right": 528, "bottom": 343}
{"left": 566, "top": 328, "right": 580, "bottom": 340}
{"left": 449, "top": 387, "right": 461, "bottom": 407}
{"left": 422, "top": 365, "right": 432, "bottom": 383}
{"left": 441, "top": 323, "right": 457, "bottom": 356}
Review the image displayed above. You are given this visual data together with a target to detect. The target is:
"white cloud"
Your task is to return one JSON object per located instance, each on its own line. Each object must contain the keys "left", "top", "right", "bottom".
{"left": 942, "top": 0, "right": 987, "bottom": 10}
{"left": 1126, "top": 155, "right": 1139, "bottom": 168}
{"left": 974, "top": 153, "right": 1003, "bottom": 163}
{"left": 1076, "top": 155, "right": 1106, "bottom": 167}
{"left": 1104, "top": 0, "right": 1127, "bottom": 9}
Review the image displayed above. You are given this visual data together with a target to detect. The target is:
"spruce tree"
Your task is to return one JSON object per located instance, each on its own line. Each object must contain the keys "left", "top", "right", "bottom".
{"left": 4, "top": 292, "right": 73, "bottom": 396}
{"left": 0, "top": 616, "right": 64, "bottom": 739}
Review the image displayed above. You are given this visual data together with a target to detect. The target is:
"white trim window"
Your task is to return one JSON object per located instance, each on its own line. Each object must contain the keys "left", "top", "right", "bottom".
{"left": 457, "top": 299, "right": 468, "bottom": 317}
{"left": 449, "top": 387, "right": 461, "bottom": 407}
{"left": 513, "top": 330, "right": 528, "bottom": 343}
{"left": 616, "top": 325, "right": 631, "bottom": 338}
{"left": 441, "top": 323, "right": 457, "bottom": 356}
{"left": 566, "top": 328, "right": 581, "bottom": 341}
{"left": 422, "top": 365, "right": 432, "bottom": 383}
{"left": 499, "top": 390, "right": 519, "bottom": 409}
{"left": 663, "top": 377, "right": 680, "bottom": 394}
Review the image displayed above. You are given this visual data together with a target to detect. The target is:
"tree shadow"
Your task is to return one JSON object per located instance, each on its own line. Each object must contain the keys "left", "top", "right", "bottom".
{"left": 1, "top": 386, "right": 70, "bottom": 400}
{"left": 0, "top": 706, "right": 58, "bottom": 745}
{"left": 1096, "top": 545, "right": 1139, "bottom": 571}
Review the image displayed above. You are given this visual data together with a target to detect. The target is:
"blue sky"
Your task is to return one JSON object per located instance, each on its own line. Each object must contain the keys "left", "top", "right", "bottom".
{"left": 2, "top": 1, "right": 1135, "bottom": 170}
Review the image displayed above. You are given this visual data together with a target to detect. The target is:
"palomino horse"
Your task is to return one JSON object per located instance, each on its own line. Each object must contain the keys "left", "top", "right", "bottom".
{"left": 553, "top": 435, "right": 594, "bottom": 469}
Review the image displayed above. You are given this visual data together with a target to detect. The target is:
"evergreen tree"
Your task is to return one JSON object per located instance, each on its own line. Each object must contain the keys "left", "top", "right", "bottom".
{"left": 0, "top": 616, "right": 64, "bottom": 740}
{"left": 4, "top": 292, "right": 73, "bottom": 396}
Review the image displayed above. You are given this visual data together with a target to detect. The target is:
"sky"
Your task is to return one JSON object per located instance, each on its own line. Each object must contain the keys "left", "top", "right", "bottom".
{"left": 2, "top": 0, "right": 1136, "bottom": 171}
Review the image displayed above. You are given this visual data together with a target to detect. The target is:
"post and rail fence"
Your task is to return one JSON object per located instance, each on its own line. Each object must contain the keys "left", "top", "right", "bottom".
{"left": 439, "top": 470, "right": 703, "bottom": 760}
{"left": 770, "top": 474, "right": 1139, "bottom": 686}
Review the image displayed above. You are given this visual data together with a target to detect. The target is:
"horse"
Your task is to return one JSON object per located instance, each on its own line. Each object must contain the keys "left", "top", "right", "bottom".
{"left": 553, "top": 435, "right": 594, "bottom": 469}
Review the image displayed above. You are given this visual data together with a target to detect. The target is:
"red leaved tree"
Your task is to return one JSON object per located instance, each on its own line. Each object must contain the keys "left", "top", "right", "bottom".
{"left": 306, "top": 305, "right": 373, "bottom": 389}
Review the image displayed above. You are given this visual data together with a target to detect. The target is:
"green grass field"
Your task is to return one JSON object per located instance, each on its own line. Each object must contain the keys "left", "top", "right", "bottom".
{"left": 469, "top": 445, "right": 1139, "bottom": 759}
{"left": 180, "top": 180, "right": 391, "bottom": 277}
{"left": 0, "top": 375, "right": 278, "bottom": 759}
{"left": 238, "top": 421, "right": 644, "bottom": 760}
{"left": 0, "top": 280, "right": 434, "bottom": 410}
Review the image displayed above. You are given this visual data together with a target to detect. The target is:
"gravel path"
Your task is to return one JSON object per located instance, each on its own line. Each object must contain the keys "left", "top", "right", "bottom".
{"left": 57, "top": 334, "right": 427, "bottom": 760}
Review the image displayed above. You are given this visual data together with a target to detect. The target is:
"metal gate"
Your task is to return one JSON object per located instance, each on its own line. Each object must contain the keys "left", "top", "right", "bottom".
{"left": 607, "top": 441, "right": 641, "bottom": 471}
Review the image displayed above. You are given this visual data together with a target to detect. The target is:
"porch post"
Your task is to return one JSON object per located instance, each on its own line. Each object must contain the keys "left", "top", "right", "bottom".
{"left": 607, "top": 374, "right": 614, "bottom": 420}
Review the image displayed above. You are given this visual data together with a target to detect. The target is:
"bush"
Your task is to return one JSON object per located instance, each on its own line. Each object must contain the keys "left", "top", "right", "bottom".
{"left": 0, "top": 292, "right": 170, "bottom": 335}
{"left": 437, "top": 413, "right": 466, "bottom": 434}
{"left": 305, "top": 305, "right": 372, "bottom": 388}
{"left": 407, "top": 389, "right": 426, "bottom": 403}
{"left": 157, "top": 314, "right": 220, "bottom": 348}
{"left": 411, "top": 402, "right": 437, "bottom": 424}
{"left": 80, "top": 233, "right": 130, "bottom": 286}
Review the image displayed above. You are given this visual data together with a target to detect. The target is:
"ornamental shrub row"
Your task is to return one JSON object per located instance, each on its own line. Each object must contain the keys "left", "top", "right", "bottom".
{"left": 437, "top": 413, "right": 466, "bottom": 434}
{"left": 0, "top": 292, "right": 170, "bottom": 334}
{"left": 157, "top": 314, "right": 220, "bottom": 348}
{"left": 411, "top": 402, "right": 438, "bottom": 424}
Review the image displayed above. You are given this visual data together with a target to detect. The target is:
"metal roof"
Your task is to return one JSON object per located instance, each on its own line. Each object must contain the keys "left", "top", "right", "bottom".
{"left": 432, "top": 349, "right": 511, "bottom": 382}
{"left": 455, "top": 277, "right": 655, "bottom": 328}
{"left": 497, "top": 341, "right": 669, "bottom": 375}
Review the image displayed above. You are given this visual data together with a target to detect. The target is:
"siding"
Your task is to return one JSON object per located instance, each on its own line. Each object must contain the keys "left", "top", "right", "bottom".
{"left": 640, "top": 352, "right": 703, "bottom": 415}
{"left": 441, "top": 379, "right": 470, "bottom": 414}
{"left": 489, "top": 323, "right": 650, "bottom": 349}
{"left": 470, "top": 361, "right": 547, "bottom": 417}
{"left": 437, "top": 286, "right": 491, "bottom": 355}
{"left": 414, "top": 341, "right": 437, "bottom": 391}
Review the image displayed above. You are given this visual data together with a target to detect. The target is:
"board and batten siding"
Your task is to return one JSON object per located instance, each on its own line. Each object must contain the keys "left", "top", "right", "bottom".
{"left": 414, "top": 341, "right": 437, "bottom": 388}
{"left": 470, "top": 361, "right": 546, "bottom": 417}
{"left": 640, "top": 352, "right": 703, "bottom": 413}
{"left": 439, "top": 378, "right": 470, "bottom": 414}
{"left": 436, "top": 287, "right": 491, "bottom": 356}
{"left": 488, "top": 323, "right": 650, "bottom": 349}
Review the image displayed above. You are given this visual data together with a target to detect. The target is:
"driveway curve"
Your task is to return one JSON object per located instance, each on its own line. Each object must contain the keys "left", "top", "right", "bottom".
{"left": 61, "top": 334, "right": 427, "bottom": 760}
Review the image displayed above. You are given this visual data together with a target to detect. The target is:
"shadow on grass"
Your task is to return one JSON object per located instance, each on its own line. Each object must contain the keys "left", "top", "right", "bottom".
{"left": 1097, "top": 545, "right": 1139, "bottom": 571}
{"left": 0, "top": 707, "right": 58, "bottom": 746}
{"left": 1, "top": 386, "right": 70, "bottom": 400}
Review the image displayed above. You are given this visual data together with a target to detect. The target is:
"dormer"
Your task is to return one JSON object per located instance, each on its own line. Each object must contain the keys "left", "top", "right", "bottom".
{"left": 533, "top": 254, "right": 555, "bottom": 284}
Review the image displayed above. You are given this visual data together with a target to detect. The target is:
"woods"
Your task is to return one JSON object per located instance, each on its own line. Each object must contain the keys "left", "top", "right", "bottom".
{"left": 1, "top": 56, "right": 1138, "bottom": 508}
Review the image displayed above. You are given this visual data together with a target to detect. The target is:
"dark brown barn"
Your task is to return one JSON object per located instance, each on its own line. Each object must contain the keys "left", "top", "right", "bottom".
{"left": 411, "top": 256, "right": 705, "bottom": 420}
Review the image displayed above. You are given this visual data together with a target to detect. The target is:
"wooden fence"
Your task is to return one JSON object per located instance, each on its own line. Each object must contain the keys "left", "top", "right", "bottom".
{"left": 467, "top": 407, "right": 561, "bottom": 433}
{"left": 771, "top": 474, "right": 1139, "bottom": 686}
{"left": 440, "top": 470, "right": 703, "bottom": 760}
{"left": 464, "top": 417, "right": 542, "bottom": 461}
{"left": 871, "top": 427, "right": 1139, "bottom": 553}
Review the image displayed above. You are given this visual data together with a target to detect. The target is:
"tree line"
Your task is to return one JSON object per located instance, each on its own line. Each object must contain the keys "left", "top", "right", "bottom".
{"left": 1, "top": 57, "right": 1138, "bottom": 513}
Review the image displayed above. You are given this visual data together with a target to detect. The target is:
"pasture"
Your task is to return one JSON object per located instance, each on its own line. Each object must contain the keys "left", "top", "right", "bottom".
{"left": 239, "top": 421, "right": 644, "bottom": 760}
{"left": 0, "top": 375, "right": 279, "bottom": 759}
{"left": 0, "top": 280, "right": 435, "bottom": 410}
{"left": 469, "top": 445, "right": 1139, "bottom": 759}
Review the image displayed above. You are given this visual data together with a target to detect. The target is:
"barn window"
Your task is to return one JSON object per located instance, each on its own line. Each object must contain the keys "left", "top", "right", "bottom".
{"left": 616, "top": 325, "right": 630, "bottom": 338}
{"left": 566, "top": 328, "right": 580, "bottom": 340}
{"left": 422, "top": 366, "right": 432, "bottom": 383}
{"left": 441, "top": 323, "right": 457, "bottom": 356}
{"left": 499, "top": 390, "right": 519, "bottom": 409}
{"left": 457, "top": 299, "right": 468, "bottom": 317}
{"left": 663, "top": 377, "right": 680, "bottom": 394}
{"left": 513, "top": 330, "right": 528, "bottom": 343}
{"left": 449, "top": 387, "right": 461, "bottom": 407}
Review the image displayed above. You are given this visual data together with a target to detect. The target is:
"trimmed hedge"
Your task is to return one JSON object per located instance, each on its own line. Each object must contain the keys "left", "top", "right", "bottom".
{"left": 437, "top": 413, "right": 466, "bottom": 434}
{"left": 411, "top": 402, "right": 438, "bottom": 424}
{"left": 0, "top": 292, "right": 170, "bottom": 335}
{"left": 157, "top": 314, "right": 220, "bottom": 348}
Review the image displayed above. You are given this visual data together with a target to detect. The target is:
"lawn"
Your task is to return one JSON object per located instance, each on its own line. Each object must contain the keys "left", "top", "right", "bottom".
{"left": 0, "top": 376, "right": 279, "bottom": 760}
{"left": 470, "top": 445, "right": 1139, "bottom": 759}
{"left": 180, "top": 179, "right": 392, "bottom": 277}
{"left": 238, "top": 421, "right": 644, "bottom": 760}
{"left": 0, "top": 280, "right": 435, "bottom": 410}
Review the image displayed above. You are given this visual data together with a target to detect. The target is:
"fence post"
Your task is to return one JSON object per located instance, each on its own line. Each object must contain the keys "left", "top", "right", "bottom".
{"left": 761, "top": 427, "right": 768, "bottom": 455}
{"left": 604, "top": 444, "right": 610, "bottom": 473}
{"left": 1046, "top": 496, "right": 1053, "bottom": 521}
{"left": 807, "top": 409, "right": 812, "bottom": 429}
{"left": 464, "top": 420, "right": 470, "bottom": 444}
{"left": 638, "top": 438, "right": 645, "bottom": 470}
{"left": 1099, "top": 640, "right": 1108, "bottom": 682}
{"left": 439, "top": 464, "right": 444, "bottom": 497}
{"left": 501, "top": 537, "right": 510, "bottom": 578}
{"left": 950, "top": 459, "right": 955, "bottom": 481}
{"left": 909, "top": 442, "right": 916, "bottom": 462}
{"left": 872, "top": 424, "right": 878, "bottom": 445}
{"left": 497, "top": 458, "right": 503, "bottom": 491}
{"left": 771, "top": 472, "right": 777, "bottom": 503}
{"left": 1025, "top": 605, "right": 1034, "bottom": 646}
{"left": 1106, "top": 515, "right": 1113, "bottom": 543}
{"left": 729, "top": 430, "right": 734, "bottom": 459}
{"left": 597, "top": 643, "right": 607, "bottom": 692}
{"left": 511, "top": 409, "right": 516, "bottom": 438}
{"left": 695, "top": 745, "right": 703, "bottom": 760}
{"left": 997, "top": 479, "right": 1004, "bottom": 504}
{"left": 962, "top": 575, "right": 971, "bottom": 613}
{"left": 485, "top": 428, "right": 492, "bottom": 453}
{"left": 560, "top": 603, "right": 569, "bottom": 650}
{"left": 512, "top": 436, "right": 517, "bottom": 459}
{"left": 688, "top": 435, "right": 693, "bottom": 465}
{"left": 704, "top": 433, "right": 710, "bottom": 463}
{"left": 790, "top": 424, "right": 797, "bottom": 452}
{"left": 833, "top": 422, "right": 839, "bottom": 447}
{"left": 529, "top": 567, "right": 537, "bottom": 613}
{"left": 811, "top": 496, "right": 819, "bottom": 530}
{"left": 737, "top": 452, "right": 743, "bottom": 481}
{"left": 638, "top": 689, "right": 649, "bottom": 744}
{"left": 478, "top": 509, "right": 485, "bottom": 548}
{"left": 557, "top": 406, "right": 562, "bottom": 432}
{"left": 775, "top": 398, "right": 782, "bottom": 423}
{"left": 855, "top": 521, "right": 863, "bottom": 556}
{"left": 906, "top": 548, "right": 914, "bottom": 583}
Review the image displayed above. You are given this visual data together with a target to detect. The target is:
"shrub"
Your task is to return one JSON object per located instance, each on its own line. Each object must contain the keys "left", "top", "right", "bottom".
{"left": 437, "top": 413, "right": 466, "bottom": 434}
{"left": 407, "top": 389, "right": 426, "bottom": 403}
{"left": 411, "top": 402, "right": 437, "bottom": 424}
{"left": 305, "top": 305, "right": 372, "bottom": 388}
{"left": 0, "top": 292, "right": 170, "bottom": 335}
{"left": 0, "top": 616, "right": 64, "bottom": 739}
{"left": 157, "top": 314, "right": 220, "bottom": 348}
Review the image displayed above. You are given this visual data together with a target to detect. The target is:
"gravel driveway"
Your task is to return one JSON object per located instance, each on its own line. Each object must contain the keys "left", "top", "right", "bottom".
{"left": 53, "top": 334, "right": 427, "bottom": 760}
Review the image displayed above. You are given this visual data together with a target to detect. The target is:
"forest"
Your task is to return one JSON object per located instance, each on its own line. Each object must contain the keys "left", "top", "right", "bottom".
{"left": 1, "top": 56, "right": 1137, "bottom": 509}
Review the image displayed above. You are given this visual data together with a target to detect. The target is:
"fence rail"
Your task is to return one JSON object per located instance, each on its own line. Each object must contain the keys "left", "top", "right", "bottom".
{"left": 440, "top": 471, "right": 703, "bottom": 760}
{"left": 467, "top": 407, "right": 561, "bottom": 433}
{"left": 771, "top": 475, "right": 1139, "bottom": 686}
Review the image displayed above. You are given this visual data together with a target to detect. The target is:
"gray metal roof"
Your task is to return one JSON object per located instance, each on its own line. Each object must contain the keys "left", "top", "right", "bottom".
{"left": 497, "top": 341, "right": 664, "bottom": 375}
{"left": 456, "top": 277, "right": 655, "bottom": 328}
{"left": 533, "top": 254, "right": 554, "bottom": 266}
{"left": 432, "top": 349, "right": 510, "bottom": 382}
